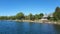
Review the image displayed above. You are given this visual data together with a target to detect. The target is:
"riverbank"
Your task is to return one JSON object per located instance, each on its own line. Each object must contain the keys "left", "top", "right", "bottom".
{"left": 14, "top": 20, "right": 60, "bottom": 25}
{"left": 1, "top": 20, "right": 60, "bottom": 25}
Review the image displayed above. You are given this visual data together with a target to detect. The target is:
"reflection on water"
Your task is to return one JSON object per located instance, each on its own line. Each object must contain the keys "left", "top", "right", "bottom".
{"left": 54, "top": 25, "right": 60, "bottom": 34}
{"left": 0, "top": 21, "right": 60, "bottom": 34}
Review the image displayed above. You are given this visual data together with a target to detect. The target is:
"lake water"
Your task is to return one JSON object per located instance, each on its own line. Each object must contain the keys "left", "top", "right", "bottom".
{"left": 0, "top": 20, "right": 60, "bottom": 34}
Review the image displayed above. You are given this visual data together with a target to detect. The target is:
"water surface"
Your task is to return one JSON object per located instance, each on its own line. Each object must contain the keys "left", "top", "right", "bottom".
{"left": 0, "top": 20, "right": 60, "bottom": 34}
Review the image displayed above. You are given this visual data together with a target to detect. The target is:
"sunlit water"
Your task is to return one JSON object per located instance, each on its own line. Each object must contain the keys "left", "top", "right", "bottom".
{"left": 0, "top": 20, "right": 60, "bottom": 34}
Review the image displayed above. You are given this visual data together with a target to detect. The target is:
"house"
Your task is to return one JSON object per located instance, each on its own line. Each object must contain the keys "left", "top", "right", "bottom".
{"left": 41, "top": 14, "right": 53, "bottom": 21}
{"left": 41, "top": 15, "right": 48, "bottom": 20}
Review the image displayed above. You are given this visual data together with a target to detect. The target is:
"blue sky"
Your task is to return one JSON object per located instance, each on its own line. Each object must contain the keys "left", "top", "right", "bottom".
{"left": 0, "top": 0, "right": 60, "bottom": 16}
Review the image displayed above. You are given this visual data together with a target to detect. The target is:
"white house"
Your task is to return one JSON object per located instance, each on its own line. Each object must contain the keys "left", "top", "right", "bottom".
{"left": 41, "top": 15, "right": 48, "bottom": 20}
{"left": 41, "top": 13, "right": 53, "bottom": 20}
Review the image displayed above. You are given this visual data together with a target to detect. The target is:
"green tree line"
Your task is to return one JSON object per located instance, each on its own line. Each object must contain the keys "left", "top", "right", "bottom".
{"left": 0, "top": 6, "right": 60, "bottom": 21}
{"left": 0, "top": 12, "right": 44, "bottom": 20}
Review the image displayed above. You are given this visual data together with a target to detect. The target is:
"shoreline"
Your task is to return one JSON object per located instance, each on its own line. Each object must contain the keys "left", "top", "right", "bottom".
{"left": 0, "top": 20, "right": 60, "bottom": 25}
{"left": 9, "top": 20, "right": 60, "bottom": 25}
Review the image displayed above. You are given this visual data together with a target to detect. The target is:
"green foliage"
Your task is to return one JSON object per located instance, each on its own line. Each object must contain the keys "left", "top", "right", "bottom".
{"left": 34, "top": 13, "right": 44, "bottom": 20}
{"left": 24, "top": 13, "right": 44, "bottom": 20}
{"left": 39, "top": 13, "right": 44, "bottom": 19}
{"left": 24, "top": 16, "right": 30, "bottom": 20}
{"left": 16, "top": 12, "right": 24, "bottom": 20}
{"left": 0, "top": 16, "right": 16, "bottom": 20}
{"left": 0, "top": 16, "right": 8, "bottom": 20}
{"left": 34, "top": 14, "right": 39, "bottom": 20}
{"left": 8, "top": 16, "right": 16, "bottom": 20}
{"left": 0, "top": 12, "right": 44, "bottom": 20}
{"left": 28, "top": 13, "right": 34, "bottom": 20}
{"left": 55, "top": 7, "right": 60, "bottom": 12}
{"left": 53, "top": 7, "right": 60, "bottom": 20}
